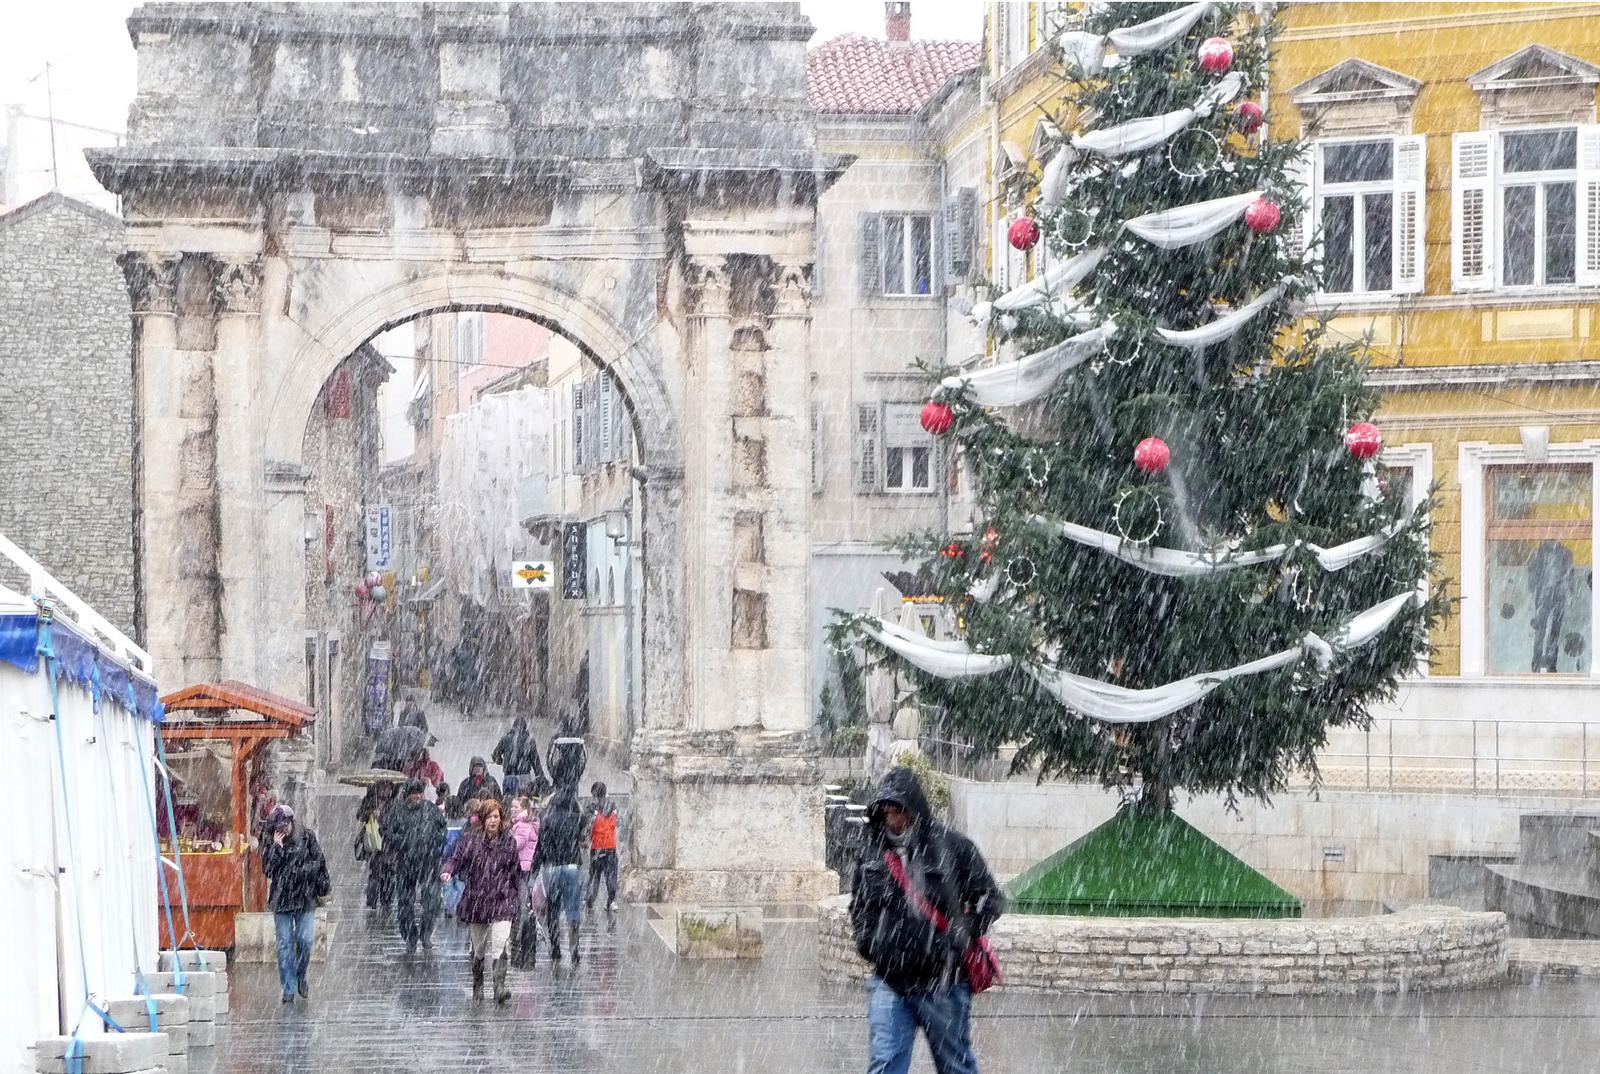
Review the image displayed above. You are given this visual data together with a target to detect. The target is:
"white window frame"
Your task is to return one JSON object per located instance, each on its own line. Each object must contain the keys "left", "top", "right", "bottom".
{"left": 1496, "top": 124, "right": 1581, "bottom": 289}
{"left": 882, "top": 402, "right": 937, "bottom": 495}
{"left": 1003, "top": 2, "right": 1031, "bottom": 72}
{"left": 1382, "top": 442, "right": 1434, "bottom": 676}
{"left": 1308, "top": 135, "right": 1425, "bottom": 297}
{"left": 1458, "top": 439, "right": 1600, "bottom": 678}
{"left": 454, "top": 311, "right": 484, "bottom": 367}
{"left": 880, "top": 212, "right": 937, "bottom": 297}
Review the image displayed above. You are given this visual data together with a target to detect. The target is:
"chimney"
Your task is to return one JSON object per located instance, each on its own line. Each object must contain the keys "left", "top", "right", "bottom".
{"left": 886, "top": 2, "right": 911, "bottom": 44}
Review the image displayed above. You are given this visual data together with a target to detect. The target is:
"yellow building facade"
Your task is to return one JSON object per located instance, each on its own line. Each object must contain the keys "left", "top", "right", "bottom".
{"left": 977, "top": 3, "right": 1600, "bottom": 714}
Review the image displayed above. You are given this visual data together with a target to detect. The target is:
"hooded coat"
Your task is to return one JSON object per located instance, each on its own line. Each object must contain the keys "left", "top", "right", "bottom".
{"left": 531, "top": 787, "right": 584, "bottom": 869}
{"left": 261, "top": 826, "right": 331, "bottom": 914}
{"left": 492, "top": 717, "right": 540, "bottom": 777}
{"left": 849, "top": 767, "right": 1004, "bottom": 995}
{"left": 510, "top": 809, "right": 540, "bottom": 873}
{"left": 443, "top": 825, "right": 522, "bottom": 923}
{"left": 381, "top": 792, "right": 448, "bottom": 875}
{"left": 456, "top": 756, "right": 503, "bottom": 804}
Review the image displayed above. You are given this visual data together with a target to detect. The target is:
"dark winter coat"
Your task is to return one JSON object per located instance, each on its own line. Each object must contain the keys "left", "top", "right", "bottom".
{"left": 381, "top": 795, "right": 447, "bottom": 875}
{"left": 492, "top": 717, "right": 540, "bottom": 776}
{"left": 455, "top": 755, "right": 503, "bottom": 804}
{"left": 849, "top": 767, "right": 1003, "bottom": 995}
{"left": 531, "top": 790, "right": 585, "bottom": 869}
{"left": 443, "top": 826, "right": 522, "bottom": 923}
{"left": 261, "top": 827, "right": 331, "bottom": 914}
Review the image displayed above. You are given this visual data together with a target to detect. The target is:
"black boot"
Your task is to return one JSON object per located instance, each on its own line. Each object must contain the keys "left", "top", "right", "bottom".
{"left": 548, "top": 911, "right": 561, "bottom": 962}
{"left": 493, "top": 955, "right": 511, "bottom": 1004}
{"left": 471, "top": 958, "right": 485, "bottom": 999}
{"left": 568, "top": 921, "right": 581, "bottom": 965}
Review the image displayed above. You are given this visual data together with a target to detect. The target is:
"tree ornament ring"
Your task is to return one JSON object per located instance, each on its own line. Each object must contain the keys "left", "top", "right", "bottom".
{"left": 1058, "top": 208, "right": 1094, "bottom": 248}
{"left": 1007, "top": 556, "right": 1038, "bottom": 588}
{"left": 1166, "top": 128, "right": 1222, "bottom": 180}
{"left": 1113, "top": 487, "right": 1165, "bottom": 544}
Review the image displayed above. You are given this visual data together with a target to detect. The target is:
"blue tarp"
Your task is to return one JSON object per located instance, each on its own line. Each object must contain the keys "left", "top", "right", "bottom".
{"left": 0, "top": 611, "right": 163, "bottom": 722}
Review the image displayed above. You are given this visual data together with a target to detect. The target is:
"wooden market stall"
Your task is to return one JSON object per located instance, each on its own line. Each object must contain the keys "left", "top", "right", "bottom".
{"left": 157, "top": 680, "right": 315, "bottom": 949}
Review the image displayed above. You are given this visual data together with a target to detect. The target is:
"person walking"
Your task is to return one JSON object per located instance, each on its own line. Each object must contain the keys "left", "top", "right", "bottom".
{"left": 441, "top": 799, "right": 522, "bottom": 1002}
{"left": 455, "top": 755, "right": 503, "bottom": 806}
{"left": 508, "top": 795, "right": 541, "bottom": 967}
{"left": 492, "top": 715, "right": 544, "bottom": 799}
{"left": 531, "top": 785, "right": 585, "bottom": 963}
{"left": 260, "top": 805, "right": 330, "bottom": 1004}
{"left": 584, "top": 781, "right": 619, "bottom": 914}
{"left": 383, "top": 778, "right": 448, "bottom": 955}
{"left": 356, "top": 781, "right": 399, "bottom": 917}
{"left": 850, "top": 766, "right": 1004, "bottom": 1074}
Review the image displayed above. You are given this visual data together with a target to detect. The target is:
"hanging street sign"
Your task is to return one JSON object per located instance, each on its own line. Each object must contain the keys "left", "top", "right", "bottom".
{"left": 365, "top": 504, "right": 395, "bottom": 571}
{"left": 511, "top": 560, "right": 554, "bottom": 590}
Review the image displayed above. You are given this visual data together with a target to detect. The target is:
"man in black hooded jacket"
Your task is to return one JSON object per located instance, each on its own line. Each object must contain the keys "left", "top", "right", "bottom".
{"left": 383, "top": 778, "right": 448, "bottom": 954}
{"left": 850, "top": 766, "right": 1002, "bottom": 1074}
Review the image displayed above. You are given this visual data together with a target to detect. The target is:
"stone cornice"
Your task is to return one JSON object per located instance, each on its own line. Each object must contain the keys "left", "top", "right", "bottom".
{"left": 1366, "top": 360, "right": 1600, "bottom": 390}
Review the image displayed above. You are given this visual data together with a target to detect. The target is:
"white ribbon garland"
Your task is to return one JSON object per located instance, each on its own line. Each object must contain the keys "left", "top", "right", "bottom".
{"left": 1059, "top": 2, "right": 1216, "bottom": 76}
{"left": 1125, "top": 190, "right": 1263, "bottom": 250}
{"left": 941, "top": 321, "right": 1121, "bottom": 407}
{"left": 979, "top": 247, "right": 1107, "bottom": 318}
{"left": 1153, "top": 281, "right": 1288, "bottom": 348}
{"left": 1072, "top": 72, "right": 1245, "bottom": 158}
{"left": 1030, "top": 516, "right": 1407, "bottom": 577}
{"left": 863, "top": 592, "right": 1416, "bottom": 724}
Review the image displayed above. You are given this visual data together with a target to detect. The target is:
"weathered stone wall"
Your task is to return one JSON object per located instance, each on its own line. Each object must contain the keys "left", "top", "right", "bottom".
{"left": 817, "top": 897, "right": 1508, "bottom": 996}
{"left": 0, "top": 194, "right": 133, "bottom": 631}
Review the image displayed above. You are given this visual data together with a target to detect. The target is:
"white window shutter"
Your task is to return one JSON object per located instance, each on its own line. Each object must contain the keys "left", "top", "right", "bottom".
{"left": 1451, "top": 131, "right": 1496, "bottom": 292}
{"left": 856, "top": 402, "right": 881, "bottom": 494}
{"left": 1576, "top": 125, "right": 1600, "bottom": 287}
{"left": 859, "top": 213, "right": 882, "bottom": 298}
{"left": 1281, "top": 144, "right": 1315, "bottom": 259}
{"left": 1392, "top": 134, "right": 1427, "bottom": 294}
{"left": 571, "top": 380, "right": 585, "bottom": 472}
{"left": 942, "top": 199, "right": 963, "bottom": 282}
{"left": 598, "top": 374, "right": 614, "bottom": 462}
{"left": 811, "top": 401, "right": 825, "bottom": 494}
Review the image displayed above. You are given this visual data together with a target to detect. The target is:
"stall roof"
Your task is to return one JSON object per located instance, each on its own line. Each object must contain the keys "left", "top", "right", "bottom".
{"left": 160, "top": 679, "right": 315, "bottom": 736}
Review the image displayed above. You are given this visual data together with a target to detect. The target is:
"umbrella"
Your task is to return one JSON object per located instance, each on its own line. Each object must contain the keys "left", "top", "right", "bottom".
{"left": 372, "top": 725, "right": 428, "bottom": 771}
{"left": 338, "top": 768, "right": 408, "bottom": 788}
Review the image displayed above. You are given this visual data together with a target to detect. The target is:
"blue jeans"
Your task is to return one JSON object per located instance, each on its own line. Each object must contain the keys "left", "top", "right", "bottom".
{"left": 274, "top": 909, "right": 316, "bottom": 997}
{"left": 542, "top": 864, "right": 582, "bottom": 924}
{"left": 866, "top": 976, "right": 978, "bottom": 1074}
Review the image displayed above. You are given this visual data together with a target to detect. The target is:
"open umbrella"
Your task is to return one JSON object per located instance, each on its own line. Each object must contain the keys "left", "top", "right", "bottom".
{"left": 338, "top": 768, "right": 408, "bottom": 788}
{"left": 372, "top": 725, "right": 428, "bottom": 771}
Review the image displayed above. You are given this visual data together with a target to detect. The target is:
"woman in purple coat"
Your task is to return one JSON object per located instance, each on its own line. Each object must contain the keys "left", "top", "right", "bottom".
{"left": 440, "top": 798, "right": 522, "bottom": 1002}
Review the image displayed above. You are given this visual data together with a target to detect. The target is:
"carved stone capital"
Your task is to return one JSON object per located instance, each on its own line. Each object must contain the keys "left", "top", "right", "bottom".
{"left": 118, "top": 251, "right": 179, "bottom": 315}
{"left": 212, "top": 256, "right": 264, "bottom": 314}
{"left": 686, "top": 254, "right": 731, "bottom": 317}
{"left": 768, "top": 256, "right": 812, "bottom": 318}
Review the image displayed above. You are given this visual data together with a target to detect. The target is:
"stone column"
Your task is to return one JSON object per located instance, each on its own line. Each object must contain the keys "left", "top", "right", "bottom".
{"left": 627, "top": 249, "right": 834, "bottom": 905}
{"left": 122, "top": 251, "right": 221, "bottom": 685}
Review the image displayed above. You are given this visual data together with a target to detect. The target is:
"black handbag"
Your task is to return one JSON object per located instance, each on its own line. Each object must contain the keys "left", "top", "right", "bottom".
{"left": 511, "top": 912, "right": 539, "bottom": 969}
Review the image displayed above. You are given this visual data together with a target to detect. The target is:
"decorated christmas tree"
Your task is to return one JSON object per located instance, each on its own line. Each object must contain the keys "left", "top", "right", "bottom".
{"left": 840, "top": 2, "right": 1441, "bottom": 915}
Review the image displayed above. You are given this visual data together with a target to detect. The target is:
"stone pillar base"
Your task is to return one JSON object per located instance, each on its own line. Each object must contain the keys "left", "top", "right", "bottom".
{"left": 627, "top": 727, "right": 838, "bottom": 904}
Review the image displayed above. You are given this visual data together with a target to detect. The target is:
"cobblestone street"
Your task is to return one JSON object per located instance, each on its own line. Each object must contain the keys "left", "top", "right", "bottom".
{"left": 187, "top": 792, "right": 1600, "bottom": 1074}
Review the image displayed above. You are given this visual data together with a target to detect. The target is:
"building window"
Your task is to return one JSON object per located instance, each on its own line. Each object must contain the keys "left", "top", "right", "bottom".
{"left": 881, "top": 213, "right": 935, "bottom": 296}
{"left": 1309, "top": 136, "right": 1425, "bottom": 295}
{"left": 454, "top": 312, "right": 484, "bottom": 367}
{"left": 1500, "top": 128, "right": 1578, "bottom": 287}
{"left": 998, "top": 2, "right": 1031, "bottom": 72}
{"left": 882, "top": 403, "right": 936, "bottom": 493}
{"left": 1485, "top": 464, "right": 1592, "bottom": 674}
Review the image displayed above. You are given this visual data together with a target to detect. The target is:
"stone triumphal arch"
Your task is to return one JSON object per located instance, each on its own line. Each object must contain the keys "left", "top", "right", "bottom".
{"left": 90, "top": 2, "right": 845, "bottom": 901}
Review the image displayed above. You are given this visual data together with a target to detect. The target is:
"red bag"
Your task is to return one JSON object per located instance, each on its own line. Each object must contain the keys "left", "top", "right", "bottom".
{"left": 883, "top": 850, "right": 1002, "bottom": 994}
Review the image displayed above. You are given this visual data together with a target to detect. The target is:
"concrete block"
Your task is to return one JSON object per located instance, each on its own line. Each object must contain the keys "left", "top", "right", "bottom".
{"left": 103, "top": 994, "right": 189, "bottom": 1030}
{"left": 34, "top": 1032, "right": 168, "bottom": 1074}
{"left": 142, "top": 971, "right": 216, "bottom": 998}
{"left": 185, "top": 994, "right": 216, "bottom": 1021}
{"left": 675, "top": 908, "right": 764, "bottom": 959}
{"left": 160, "top": 949, "right": 227, "bottom": 973}
{"left": 165, "top": 1054, "right": 189, "bottom": 1074}
{"left": 211, "top": 990, "right": 230, "bottom": 1016}
{"left": 231, "top": 910, "right": 335, "bottom": 963}
{"left": 188, "top": 1020, "right": 220, "bottom": 1048}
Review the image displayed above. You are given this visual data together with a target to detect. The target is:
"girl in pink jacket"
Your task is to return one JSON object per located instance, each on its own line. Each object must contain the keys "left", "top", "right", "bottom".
{"left": 510, "top": 796, "right": 540, "bottom": 875}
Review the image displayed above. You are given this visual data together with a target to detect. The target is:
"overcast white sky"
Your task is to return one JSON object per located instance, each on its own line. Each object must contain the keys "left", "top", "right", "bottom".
{"left": 1, "top": 1, "right": 985, "bottom": 207}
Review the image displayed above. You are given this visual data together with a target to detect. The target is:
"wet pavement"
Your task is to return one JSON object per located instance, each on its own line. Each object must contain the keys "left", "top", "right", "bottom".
{"left": 200, "top": 793, "right": 1600, "bottom": 1074}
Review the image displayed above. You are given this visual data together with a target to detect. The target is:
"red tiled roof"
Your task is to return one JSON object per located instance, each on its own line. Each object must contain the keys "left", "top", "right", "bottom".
{"left": 807, "top": 35, "right": 982, "bottom": 116}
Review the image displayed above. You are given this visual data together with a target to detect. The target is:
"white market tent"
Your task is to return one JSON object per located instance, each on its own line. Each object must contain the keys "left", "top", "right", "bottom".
{"left": 0, "top": 534, "right": 165, "bottom": 1074}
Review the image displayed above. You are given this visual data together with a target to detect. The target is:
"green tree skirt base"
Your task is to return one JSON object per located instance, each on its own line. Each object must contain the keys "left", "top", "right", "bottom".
{"left": 1005, "top": 807, "right": 1301, "bottom": 919}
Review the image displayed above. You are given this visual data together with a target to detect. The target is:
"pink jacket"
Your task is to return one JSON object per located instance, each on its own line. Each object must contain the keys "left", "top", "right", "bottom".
{"left": 511, "top": 814, "right": 539, "bottom": 872}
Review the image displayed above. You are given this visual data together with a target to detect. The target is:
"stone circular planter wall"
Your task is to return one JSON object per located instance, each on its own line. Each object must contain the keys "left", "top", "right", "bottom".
{"left": 817, "top": 896, "right": 1507, "bottom": 996}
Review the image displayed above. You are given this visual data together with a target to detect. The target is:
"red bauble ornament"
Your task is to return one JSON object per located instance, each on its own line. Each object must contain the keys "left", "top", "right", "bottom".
{"left": 1008, "top": 217, "right": 1042, "bottom": 251}
{"left": 1197, "top": 36, "right": 1234, "bottom": 73}
{"left": 920, "top": 400, "right": 955, "bottom": 436}
{"left": 1345, "top": 422, "right": 1382, "bottom": 460}
{"left": 941, "top": 541, "right": 967, "bottom": 560}
{"left": 1133, "top": 437, "right": 1171, "bottom": 474}
{"left": 355, "top": 582, "right": 370, "bottom": 600}
{"left": 1236, "top": 100, "right": 1265, "bottom": 133}
{"left": 1244, "top": 197, "right": 1281, "bottom": 234}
